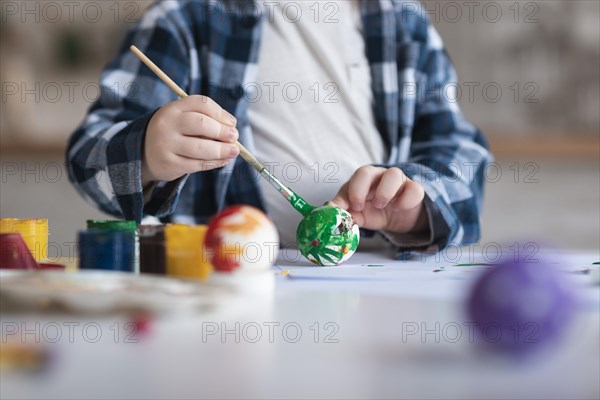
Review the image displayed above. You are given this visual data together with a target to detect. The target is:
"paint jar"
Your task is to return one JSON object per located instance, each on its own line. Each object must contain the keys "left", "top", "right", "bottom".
{"left": 0, "top": 219, "right": 14, "bottom": 232}
{"left": 86, "top": 220, "right": 139, "bottom": 273}
{"left": 0, "top": 218, "right": 48, "bottom": 262}
{"left": 86, "top": 220, "right": 137, "bottom": 232}
{"left": 0, "top": 233, "right": 38, "bottom": 270}
{"left": 164, "top": 224, "right": 212, "bottom": 280}
{"left": 78, "top": 229, "right": 136, "bottom": 272}
{"left": 139, "top": 225, "right": 166, "bottom": 275}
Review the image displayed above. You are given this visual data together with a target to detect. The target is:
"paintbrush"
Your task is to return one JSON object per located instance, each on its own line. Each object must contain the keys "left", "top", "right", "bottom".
{"left": 129, "top": 45, "right": 314, "bottom": 217}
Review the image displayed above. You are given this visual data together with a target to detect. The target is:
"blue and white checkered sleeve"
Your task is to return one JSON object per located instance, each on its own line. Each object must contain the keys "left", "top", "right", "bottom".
{"left": 66, "top": 2, "right": 192, "bottom": 222}
{"left": 397, "top": 19, "right": 493, "bottom": 252}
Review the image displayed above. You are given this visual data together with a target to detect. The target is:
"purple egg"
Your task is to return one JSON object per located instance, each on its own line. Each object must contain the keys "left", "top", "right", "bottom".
{"left": 467, "top": 256, "right": 576, "bottom": 355}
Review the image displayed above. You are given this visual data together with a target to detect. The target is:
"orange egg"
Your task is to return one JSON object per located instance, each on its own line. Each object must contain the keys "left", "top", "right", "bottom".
{"left": 205, "top": 206, "right": 279, "bottom": 272}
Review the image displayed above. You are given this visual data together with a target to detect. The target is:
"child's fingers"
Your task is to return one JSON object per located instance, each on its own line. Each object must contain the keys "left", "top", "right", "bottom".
{"left": 349, "top": 210, "right": 365, "bottom": 227}
{"left": 177, "top": 156, "right": 233, "bottom": 173}
{"left": 329, "top": 182, "right": 350, "bottom": 210}
{"left": 176, "top": 137, "right": 240, "bottom": 160}
{"left": 347, "top": 166, "right": 383, "bottom": 211}
{"left": 373, "top": 167, "right": 406, "bottom": 209}
{"left": 178, "top": 112, "right": 238, "bottom": 142}
{"left": 391, "top": 180, "right": 425, "bottom": 211}
{"left": 176, "top": 95, "right": 236, "bottom": 127}
{"left": 366, "top": 189, "right": 376, "bottom": 201}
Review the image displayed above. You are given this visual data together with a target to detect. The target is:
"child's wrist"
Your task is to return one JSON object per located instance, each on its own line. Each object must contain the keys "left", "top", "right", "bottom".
{"left": 411, "top": 205, "right": 430, "bottom": 234}
{"left": 141, "top": 160, "right": 155, "bottom": 187}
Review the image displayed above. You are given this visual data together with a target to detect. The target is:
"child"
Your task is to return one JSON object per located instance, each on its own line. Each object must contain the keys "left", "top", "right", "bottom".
{"left": 67, "top": 0, "right": 491, "bottom": 255}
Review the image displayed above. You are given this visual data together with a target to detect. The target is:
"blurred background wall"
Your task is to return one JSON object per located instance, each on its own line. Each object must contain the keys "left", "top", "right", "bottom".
{"left": 1, "top": 1, "right": 599, "bottom": 255}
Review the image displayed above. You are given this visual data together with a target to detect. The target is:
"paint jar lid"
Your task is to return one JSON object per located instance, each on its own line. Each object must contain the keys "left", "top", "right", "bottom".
{"left": 1, "top": 219, "right": 48, "bottom": 235}
{"left": 0, "top": 219, "right": 15, "bottom": 232}
{"left": 86, "top": 220, "right": 137, "bottom": 232}
{"left": 165, "top": 224, "right": 206, "bottom": 240}
{"left": 139, "top": 225, "right": 165, "bottom": 238}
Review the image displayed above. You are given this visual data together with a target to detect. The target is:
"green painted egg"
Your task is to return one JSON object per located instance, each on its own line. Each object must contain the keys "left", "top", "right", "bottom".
{"left": 296, "top": 206, "right": 360, "bottom": 266}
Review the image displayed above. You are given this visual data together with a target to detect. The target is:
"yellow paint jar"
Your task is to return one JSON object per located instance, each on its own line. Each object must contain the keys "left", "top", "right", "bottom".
{"left": 165, "top": 224, "right": 212, "bottom": 280}
{"left": 0, "top": 219, "right": 15, "bottom": 232}
{"left": 0, "top": 218, "right": 48, "bottom": 262}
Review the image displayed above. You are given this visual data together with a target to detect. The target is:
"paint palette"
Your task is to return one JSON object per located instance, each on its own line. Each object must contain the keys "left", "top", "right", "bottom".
{"left": 0, "top": 270, "right": 239, "bottom": 315}
{"left": 296, "top": 206, "right": 360, "bottom": 266}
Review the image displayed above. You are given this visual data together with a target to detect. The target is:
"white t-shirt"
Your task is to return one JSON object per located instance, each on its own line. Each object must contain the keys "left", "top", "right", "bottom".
{"left": 248, "top": 0, "right": 389, "bottom": 247}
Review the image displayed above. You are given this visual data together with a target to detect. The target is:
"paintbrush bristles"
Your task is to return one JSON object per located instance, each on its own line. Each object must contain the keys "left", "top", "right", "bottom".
{"left": 129, "top": 45, "right": 262, "bottom": 170}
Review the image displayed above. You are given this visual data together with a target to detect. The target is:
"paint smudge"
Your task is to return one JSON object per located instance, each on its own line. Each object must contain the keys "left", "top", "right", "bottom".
{"left": 454, "top": 263, "right": 496, "bottom": 267}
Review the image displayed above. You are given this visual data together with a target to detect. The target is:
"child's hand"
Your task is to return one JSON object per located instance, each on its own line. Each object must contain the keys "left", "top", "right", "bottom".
{"left": 142, "top": 95, "right": 240, "bottom": 186}
{"left": 330, "top": 166, "right": 429, "bottom": 235}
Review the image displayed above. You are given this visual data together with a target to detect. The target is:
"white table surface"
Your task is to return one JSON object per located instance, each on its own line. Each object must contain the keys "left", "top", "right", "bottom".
{"left": 2, "top": 249, "right": 599, "bottom": 399}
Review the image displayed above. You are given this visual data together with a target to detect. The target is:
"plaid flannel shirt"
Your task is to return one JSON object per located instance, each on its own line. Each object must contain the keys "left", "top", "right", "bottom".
{"left": 67, "top": 0, "right": 492, "bottom": 255}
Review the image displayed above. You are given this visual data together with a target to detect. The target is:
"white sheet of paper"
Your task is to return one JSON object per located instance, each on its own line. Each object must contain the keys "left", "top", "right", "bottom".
{"left": 274, "top": 249, "right": 600, "bottom": 304}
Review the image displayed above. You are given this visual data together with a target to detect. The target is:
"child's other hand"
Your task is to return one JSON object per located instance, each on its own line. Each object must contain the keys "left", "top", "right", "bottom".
{"left": 330, "top": 166, "right": 429, "bottom": 235}
{"left": 142, "top": 95, "right": 239, "bottom": 186}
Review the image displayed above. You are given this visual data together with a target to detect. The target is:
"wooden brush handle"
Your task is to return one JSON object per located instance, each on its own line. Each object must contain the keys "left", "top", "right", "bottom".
{"left": 130, "top": 45, "right": 263, "bottom": 172}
